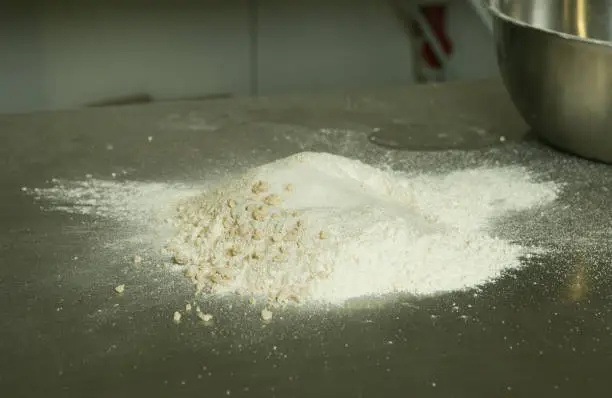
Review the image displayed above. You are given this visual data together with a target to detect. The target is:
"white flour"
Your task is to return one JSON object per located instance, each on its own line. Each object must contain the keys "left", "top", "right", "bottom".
{"left": 25, "top": 179, "right": 200, "bottom": 255}
{"left": 165, "top": 151, "right": 560, "bottom": 305}
{"left": 26, "top": 179, "right": 196, "bottom": 221}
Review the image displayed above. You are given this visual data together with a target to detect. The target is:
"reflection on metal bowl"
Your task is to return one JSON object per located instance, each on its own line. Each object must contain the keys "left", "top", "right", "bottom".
{"left": 491, "top": 0, "right": 612, "bottom": 162}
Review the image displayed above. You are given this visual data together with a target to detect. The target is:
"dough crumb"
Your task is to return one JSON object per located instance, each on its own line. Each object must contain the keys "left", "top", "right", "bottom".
{"left": 185, "top": 303, "right": 192, "bottom": 312}
{"left": 261, "top": 308, "right": 273, "bottom": 321}
{"left": 195, "top": 306, "right": 213, "bottom": 322}
{"left": 198, "top": 313, "right": 213, "bottom": 322}
{"left": 173, "top": 311, "right": 182, "bottom": 324}
{"left": 251, "top": 206, "right": 267, "bottom": 221}
{"left": 251, "top": 180, "right": 269, "bottom": 194}
{"left": 263, "top": 194, "right": 281, "bottom": 206}
{"left": 114, "top": 284, "right": 125, "bottom": 294}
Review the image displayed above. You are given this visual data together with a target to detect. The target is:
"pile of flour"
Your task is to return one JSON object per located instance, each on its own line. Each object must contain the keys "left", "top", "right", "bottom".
{"left": 165, "top": 151, "right": 560, "bottom": 305}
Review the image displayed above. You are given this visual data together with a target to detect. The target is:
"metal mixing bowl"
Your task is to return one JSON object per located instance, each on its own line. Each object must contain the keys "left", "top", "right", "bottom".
{"left": 490, "top": 0, "right": 612, "bottom": 162}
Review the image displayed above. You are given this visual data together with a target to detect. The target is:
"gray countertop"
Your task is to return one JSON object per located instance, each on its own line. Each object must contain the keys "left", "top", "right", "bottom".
{"left": 1, "top": 79, "right": 612, "bottom": 397}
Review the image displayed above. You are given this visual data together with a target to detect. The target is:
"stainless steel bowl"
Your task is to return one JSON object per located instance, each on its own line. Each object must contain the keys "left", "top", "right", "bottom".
{"left": 491, "top": 0, "right": 612, "bottom": 162}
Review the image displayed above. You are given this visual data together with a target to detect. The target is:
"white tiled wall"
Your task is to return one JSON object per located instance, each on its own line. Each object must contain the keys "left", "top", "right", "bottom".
{"left": 446, "top": 0, "right": 498, "bottom": 81}
{"left": 37, "top": 1, "right": 252, "bottom": 109}
{"left": 257, "top": 0, "right": 415, "bottom": 95}
{"left": 0, "top": 8, "right": 48, "bottom": 114}
{"left": 1, "top": 1, "right": 252, "bottom": 114}
{"left": 0, "top": 0, "right": 498, "bottom": 115}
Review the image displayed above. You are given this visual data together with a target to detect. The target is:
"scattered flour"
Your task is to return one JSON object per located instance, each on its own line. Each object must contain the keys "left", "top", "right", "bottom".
{"left": 26, "top": 179, "right": 197, "bottom": 221}
{"left": 165, "top": 151, "right": 560, "bottom": 305}
{"left": 23, "top": 151, "right": 561, "bottom": 308}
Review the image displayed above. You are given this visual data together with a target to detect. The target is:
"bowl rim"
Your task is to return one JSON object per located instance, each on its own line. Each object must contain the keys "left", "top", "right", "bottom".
{"left": 489, "top": 0, "right": 612, "bottom": 49}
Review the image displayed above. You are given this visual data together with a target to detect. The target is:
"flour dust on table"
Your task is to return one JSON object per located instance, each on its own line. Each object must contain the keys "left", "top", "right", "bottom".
{"left": 23, "top": 150, "right": 561, "bottom": 309}
{"left": 165, "top": 151, "right": 560, "bottom": 306}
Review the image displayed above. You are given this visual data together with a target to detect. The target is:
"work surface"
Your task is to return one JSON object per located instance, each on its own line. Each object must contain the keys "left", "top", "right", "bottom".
{"left": 1, "top": 80, "right": 612, "bottom": 397}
